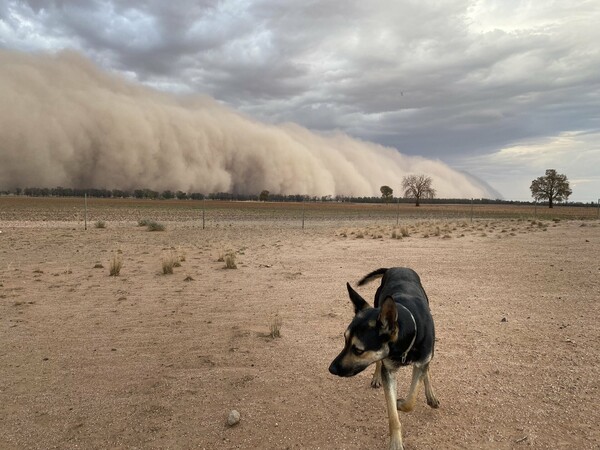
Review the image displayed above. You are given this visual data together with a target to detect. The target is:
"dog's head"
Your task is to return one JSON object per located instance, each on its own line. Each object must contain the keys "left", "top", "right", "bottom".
{"left": 329, "top": 283, "right": 398, "bottom": 377}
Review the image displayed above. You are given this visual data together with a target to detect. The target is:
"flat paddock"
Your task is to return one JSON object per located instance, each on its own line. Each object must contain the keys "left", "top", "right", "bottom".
{"left": 1, "top": 198, "right": 599, "bottom": 449}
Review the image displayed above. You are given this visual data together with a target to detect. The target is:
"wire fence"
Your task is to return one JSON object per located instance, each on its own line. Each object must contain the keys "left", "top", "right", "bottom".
{"left": 1, "top": 197, "right": 598, "bottom": 229}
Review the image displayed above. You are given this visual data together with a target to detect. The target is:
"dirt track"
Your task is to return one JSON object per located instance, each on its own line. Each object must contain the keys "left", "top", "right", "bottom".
{"left": 1, "top": 204, "right": 599, "bottom": 449}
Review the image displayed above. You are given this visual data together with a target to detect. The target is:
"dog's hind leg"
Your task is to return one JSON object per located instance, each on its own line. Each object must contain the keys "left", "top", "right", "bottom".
{"left": 423, "top": 364, "right": 440, "bottom": 408}
{"left": 381, "top": 365, "right": 404, "bottom": 450}
{"left": 371, "top": 361, "right": 382, "bottom": 388}
{"left": 397, "top": 365, "right": 425, "bottom": 412}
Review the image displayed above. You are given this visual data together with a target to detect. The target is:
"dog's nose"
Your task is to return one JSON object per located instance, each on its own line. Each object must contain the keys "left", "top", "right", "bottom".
{"left": 328, "top": 361, "right": 339, "bottom": 376}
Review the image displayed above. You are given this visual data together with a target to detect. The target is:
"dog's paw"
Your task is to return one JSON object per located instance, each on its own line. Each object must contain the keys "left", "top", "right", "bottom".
{"left": 397, "top": 399, "right": 415, "bottom": 412}
{"left": 427, "top": 397, "right": 440, "bottom": 409}
{"left": 370, "top": 378, "right": 382, "bottom": 388}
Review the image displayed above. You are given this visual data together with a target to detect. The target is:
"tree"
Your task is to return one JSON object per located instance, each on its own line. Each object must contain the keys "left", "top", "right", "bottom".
{"left": 530, "top": 169, "right": 572, "bottom": 208}
{"left": 401, "top": 174, "right": 436, "bottom": 206}
{"left": 259, "top": 190, "right": 269, "bottom": 202}
{"left": 380, "top": 185, "right": 393, "bottom": 203}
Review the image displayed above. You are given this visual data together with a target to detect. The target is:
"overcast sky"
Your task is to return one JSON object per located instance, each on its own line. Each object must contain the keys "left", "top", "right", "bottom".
{"left": 1, "top": 0, "right": 599, "bottom": 201}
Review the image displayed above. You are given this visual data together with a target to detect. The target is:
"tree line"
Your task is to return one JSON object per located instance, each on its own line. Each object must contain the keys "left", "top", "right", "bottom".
{"left": 0, "top": 170, "right": 593, "bottom": 206}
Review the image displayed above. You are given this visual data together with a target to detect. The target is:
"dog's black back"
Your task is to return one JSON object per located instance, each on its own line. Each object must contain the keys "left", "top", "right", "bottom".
{"left": 359, "top": 267, "right": 435, "bottom": 367}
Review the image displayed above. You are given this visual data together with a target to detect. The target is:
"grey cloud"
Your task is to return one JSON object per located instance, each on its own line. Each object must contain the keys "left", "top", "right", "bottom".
{"left": 1, "top": 0, "right": 600, "bottom": 200}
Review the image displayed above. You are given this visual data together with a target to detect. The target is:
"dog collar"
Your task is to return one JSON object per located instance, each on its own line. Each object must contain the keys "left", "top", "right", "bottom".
{"left": 397, "top": 304, "right": 417, "bottom": 364}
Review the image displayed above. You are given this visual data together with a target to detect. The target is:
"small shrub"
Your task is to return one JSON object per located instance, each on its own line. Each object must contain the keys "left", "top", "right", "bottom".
{"left": 162, "top": 252, "right": 177, "bottom": 274}
{"left": 138, "top": 219, "right": 150, "bottom": 227}
{"left": 224, "top": 252, "right": 237, "bottom": 269}
{"left": 95, "top": 220, "right": 106, "bottom": 229}
{"left": 109, "top": 254, "right": 122, "bottom": 276}
{"left": 400, "top": 227, "right": 410, "bottom": 237}
{"left": 269, "top": 315, "right": 282, "bottom": 338}
{"left": 147, "top": 221, "right": 165, "bottom": 232}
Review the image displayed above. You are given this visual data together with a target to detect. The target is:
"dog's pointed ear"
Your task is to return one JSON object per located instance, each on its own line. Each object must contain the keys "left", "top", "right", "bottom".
{"left": 347, "top": 282, "right": 369, "bottom": 314}
{"left": 378, "top": 296, "right": 398, "bottom": 339}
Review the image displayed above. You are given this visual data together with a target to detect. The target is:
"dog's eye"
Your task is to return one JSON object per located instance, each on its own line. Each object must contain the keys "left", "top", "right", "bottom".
{"left": 353, "top": 347, "right": 365, "bottom": 356}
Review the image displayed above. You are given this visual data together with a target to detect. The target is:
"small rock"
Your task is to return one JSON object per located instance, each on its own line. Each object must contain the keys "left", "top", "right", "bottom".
{"left": 227, "top": 409, "right": 240, "bottom": 427}
{"left": 94, "top": 263, "right": 104, "bottom": 269}
{"left": 501, "top": 317, "right": 508, "bottom": 322}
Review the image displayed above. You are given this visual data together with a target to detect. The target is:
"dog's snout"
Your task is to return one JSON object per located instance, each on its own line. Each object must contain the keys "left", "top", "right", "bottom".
{"left": 329, "top": 361, "right": 340, "bottom": 376}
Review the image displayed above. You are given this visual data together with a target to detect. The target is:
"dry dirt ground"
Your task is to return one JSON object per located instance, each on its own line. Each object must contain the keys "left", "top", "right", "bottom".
{"left": 1, "top": 204, "right": 599, "bottom": 449}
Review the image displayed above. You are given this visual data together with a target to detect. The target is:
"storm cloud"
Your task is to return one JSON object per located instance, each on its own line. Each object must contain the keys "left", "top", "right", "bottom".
{"left": 1, "top": 1, "right": 599, "bottom": 200}
{"left": 0, "top": 49, "right": 497, "bottom": 197}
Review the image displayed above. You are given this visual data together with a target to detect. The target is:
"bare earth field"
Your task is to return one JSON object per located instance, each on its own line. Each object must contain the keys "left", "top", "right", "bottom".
{"left": 1, "top": 198, "right": 599, "bottom": 449}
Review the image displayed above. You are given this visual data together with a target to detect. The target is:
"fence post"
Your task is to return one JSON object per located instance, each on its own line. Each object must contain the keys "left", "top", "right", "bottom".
{"left": 534, "top": 201, "right": 537, "bottom": 220}
{"left": 202, "top": 198, "right": 206, "bottom": 229}
{"left": 470, "top": 198, "right": 474, "bottom": 223}
{"left": 396, "top": 198, "right": 400, "bottom": 226}
{"left": 597, "top": 198, "right": 599, "bottom": 219}
{"left": 302, "top": 200, "right": 305, "bottom": 230}
{"left": 84, "top": 193, "right": 88, "bottom": 230}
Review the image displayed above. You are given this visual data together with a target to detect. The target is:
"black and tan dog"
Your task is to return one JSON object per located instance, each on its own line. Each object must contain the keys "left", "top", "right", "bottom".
{"left": 329, "top": 267, "right": 439, "bottom": 450}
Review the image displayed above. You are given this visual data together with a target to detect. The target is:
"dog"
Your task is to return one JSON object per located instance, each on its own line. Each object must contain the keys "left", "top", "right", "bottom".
{"left": 329, "top": 267, "right": 439, "bottom": 450}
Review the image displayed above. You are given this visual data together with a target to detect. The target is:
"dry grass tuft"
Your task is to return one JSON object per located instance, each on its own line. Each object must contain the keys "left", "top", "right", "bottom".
{"left": 95, "top": 220, "right": 106, "bottom": 229}
{"left": 162, "top": 252, "right": 178, "bottom": 274}
{"left": 178, "top": 247, "right": 186, "bottom": 262}
{"left": 269, "top": 315, "right": 283, "bottom": 338}
{"left": 147, "top": 221, "right": 165, "bottom": 232}
{"left": 224, "top": 252, "right": 237, "bottom": 269}
{"left": 109, "top": 254, "right": 122, "bottom": 276}
{"left": 391, "top": 229, "right": 402, "bottom": 239}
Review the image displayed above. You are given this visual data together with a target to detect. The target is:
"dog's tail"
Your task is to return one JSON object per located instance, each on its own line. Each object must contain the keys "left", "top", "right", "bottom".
{"left": 357, "top": 268, "right": 389, "bottom": 286}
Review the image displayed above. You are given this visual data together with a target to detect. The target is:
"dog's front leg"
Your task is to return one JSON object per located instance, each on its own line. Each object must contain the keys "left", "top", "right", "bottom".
{"left": 381, "top": 364, "right": 403, "bottom": 450}
{"left": 397, "top": 364, "right": 424, "bottom": 412}
{"left": 371, "top": 361, "right": 382, "bottom": 388}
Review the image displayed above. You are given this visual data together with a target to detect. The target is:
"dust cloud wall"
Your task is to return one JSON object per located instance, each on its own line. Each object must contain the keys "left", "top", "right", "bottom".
{"left": 0, "top": 50, "right": 497, "bottom": 198}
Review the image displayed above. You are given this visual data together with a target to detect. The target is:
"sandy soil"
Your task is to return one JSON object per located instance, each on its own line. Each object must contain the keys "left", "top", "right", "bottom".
{"left": 1, "top": 209, "right": 599, "bottom": 449}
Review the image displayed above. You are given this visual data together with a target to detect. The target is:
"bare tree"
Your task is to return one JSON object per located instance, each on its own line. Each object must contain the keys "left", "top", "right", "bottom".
{"left": 530, "top": 169, "right": 571, "bottom": 208}
{"left": 401, "top": 174, "right": 436, "bottom": 206}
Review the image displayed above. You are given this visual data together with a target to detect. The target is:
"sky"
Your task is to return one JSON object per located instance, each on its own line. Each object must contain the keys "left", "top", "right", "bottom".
{"left": 1, "top": 0, "right": 599, "bottom": 201}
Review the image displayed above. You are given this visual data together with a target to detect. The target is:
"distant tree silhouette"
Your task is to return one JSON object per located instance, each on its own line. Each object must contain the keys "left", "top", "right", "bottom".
{"left": 259, "top": 190, "right": 270, "bottom": 202}
{"left": 380, "top": 185, "right": 393, "bottom": 203}
{"left": 401, "top": 174, "right": 436, "bottom": 206}
{"left": 530, "top": 169, "right": 571, "bottom": 208}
